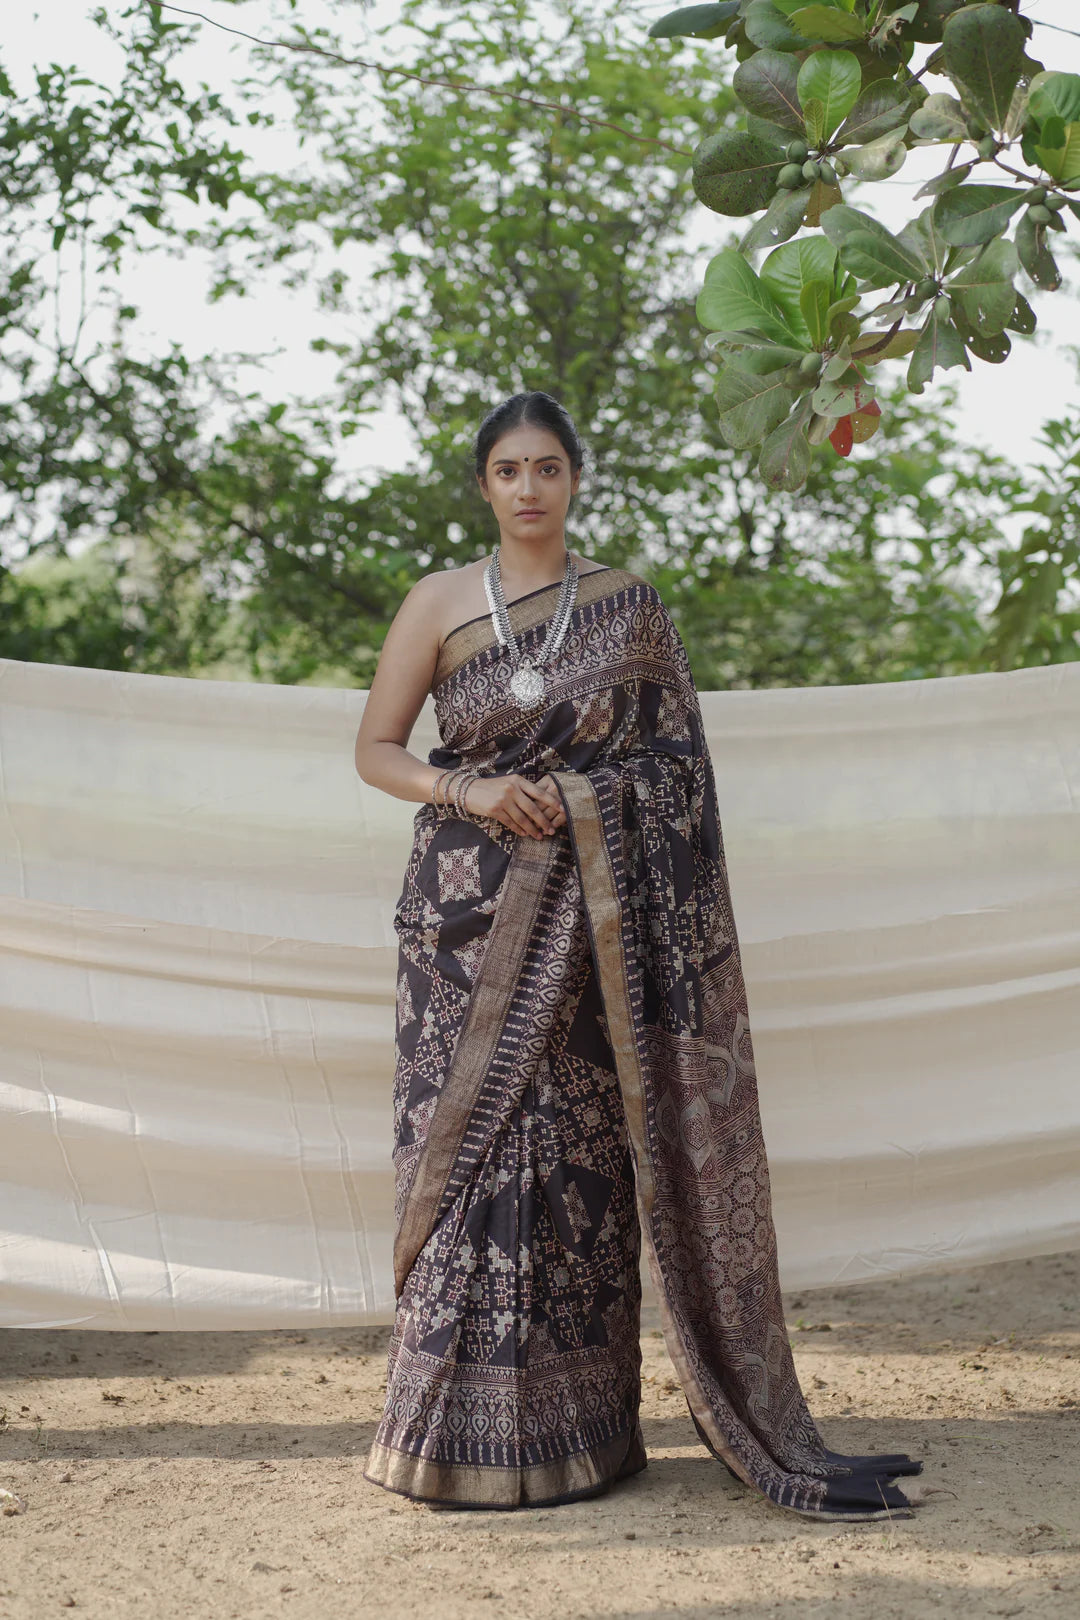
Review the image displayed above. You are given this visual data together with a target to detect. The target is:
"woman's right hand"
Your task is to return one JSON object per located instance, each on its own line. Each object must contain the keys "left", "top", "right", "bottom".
{"left": 461, "top": 773, "right": 563, "bottom": 839}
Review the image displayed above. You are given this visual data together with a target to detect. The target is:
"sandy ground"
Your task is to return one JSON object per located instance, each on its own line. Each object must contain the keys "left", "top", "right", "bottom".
{"left": 1, "top": 1249, "right": 1078, "bottom": 1620}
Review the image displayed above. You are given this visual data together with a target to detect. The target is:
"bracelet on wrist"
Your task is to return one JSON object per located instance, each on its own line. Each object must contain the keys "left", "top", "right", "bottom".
{"left": 430, "top": 769, "right": 452, "bottom": 808}
{"left": 439, "top": 767, "right": 467, "bottom": 817}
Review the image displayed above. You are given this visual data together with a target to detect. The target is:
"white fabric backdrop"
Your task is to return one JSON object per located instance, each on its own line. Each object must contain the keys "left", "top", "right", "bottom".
{"left": 1, "top": 654, "right": 1078, "bottom": 1331}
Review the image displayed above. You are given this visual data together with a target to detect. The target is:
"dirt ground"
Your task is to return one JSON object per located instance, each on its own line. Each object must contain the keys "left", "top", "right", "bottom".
{"left": 1, "top": 1249, "right": 1078, "bottom": 1620}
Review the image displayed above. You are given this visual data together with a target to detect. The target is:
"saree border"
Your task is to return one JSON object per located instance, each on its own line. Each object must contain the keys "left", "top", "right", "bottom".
{"left": 392, "top": 829, "right": 560, "bottom": 1297}
{"left": 552, "top": 769, "right": 763, "bottom": 1499}
{"left": 364, "top": 1423, "right": 647, "bottom": 1510}
{"left": 432, "top": 566, "right": 636, "bottom": 690}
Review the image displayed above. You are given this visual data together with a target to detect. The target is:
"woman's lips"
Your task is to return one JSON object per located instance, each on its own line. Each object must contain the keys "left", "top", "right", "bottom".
{"left": 517, "top": 510, "right": 544, "bottom": 518}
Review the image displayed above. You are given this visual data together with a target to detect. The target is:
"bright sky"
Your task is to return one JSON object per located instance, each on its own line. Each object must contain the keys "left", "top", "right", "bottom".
{"left": 6, "top": 0, "right": 1080, "bottom": 484}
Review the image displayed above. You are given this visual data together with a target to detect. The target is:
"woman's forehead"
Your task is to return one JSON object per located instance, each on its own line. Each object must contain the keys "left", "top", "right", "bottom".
{"left": 489, "top": 426, "right": 565, "bottom": 463}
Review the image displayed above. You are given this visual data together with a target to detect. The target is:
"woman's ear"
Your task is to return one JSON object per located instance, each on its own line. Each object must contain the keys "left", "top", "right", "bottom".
{"left": 476, "top": 473, "right": 490, "bottom": 505}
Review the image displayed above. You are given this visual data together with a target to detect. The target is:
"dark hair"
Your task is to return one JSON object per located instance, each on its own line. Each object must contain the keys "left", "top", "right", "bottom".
{"left": 472, "top": 391, "right": 587, "bottom": 489}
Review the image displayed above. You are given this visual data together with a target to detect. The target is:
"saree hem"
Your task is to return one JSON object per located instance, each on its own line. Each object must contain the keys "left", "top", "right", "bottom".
{"left": 363, "top": 1423, "right": 648, "bottom": 1510}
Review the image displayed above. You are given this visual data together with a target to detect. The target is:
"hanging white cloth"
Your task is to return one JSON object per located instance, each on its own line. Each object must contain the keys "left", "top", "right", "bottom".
{"left": 1, "top": 654, "right": 1077, "bottom": 1329}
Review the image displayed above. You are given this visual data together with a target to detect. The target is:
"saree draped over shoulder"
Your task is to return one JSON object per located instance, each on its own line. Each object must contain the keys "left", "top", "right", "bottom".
{"left": 365, "top": 568, "right": 922, "bottom": 1519}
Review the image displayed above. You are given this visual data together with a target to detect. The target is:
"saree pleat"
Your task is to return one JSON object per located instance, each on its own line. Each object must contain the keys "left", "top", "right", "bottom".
{"left": 365, "top": 568, "right": 922, "bottom": 1519}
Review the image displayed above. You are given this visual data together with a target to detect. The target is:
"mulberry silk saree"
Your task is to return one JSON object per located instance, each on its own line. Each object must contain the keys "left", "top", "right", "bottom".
{"left": 365, "top": 567, "right": 922, "bottom": 1520}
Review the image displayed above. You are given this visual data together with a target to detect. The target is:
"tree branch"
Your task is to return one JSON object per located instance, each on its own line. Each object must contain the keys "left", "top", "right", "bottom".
{"left": 148, "top": 3, "right": 693, "bottom": 158}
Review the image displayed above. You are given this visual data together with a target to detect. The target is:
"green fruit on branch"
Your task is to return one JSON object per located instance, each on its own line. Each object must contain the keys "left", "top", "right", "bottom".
{"left": 1027, "top": 186, "right": 1047, "bottom": 206}
{"left": 832, "top": 155, "right": 848, "bottom": 179}
{"left": 914, "top": 277, "right": 938, "bottom": 302}
{"left": 1047, "top": 194, "right": 1067, "bottom": 213}
{"left": 977, "top": 135, "right": 997, "bottom": 160}
{"left": 786, "top": 140, "right": 809, "bottom": 164}
{"left": 802, "top": 160, "right": 820, "bottom": 183}
{"left": 799, "top": 352, "right": 825, "bottom": 379}
{"left": 1028, "top": 204, "right": 1052, "bottom": 226}
{"left": 818, "top": 161, "right": 838, "bottom": 187}
{"left": 777, "top": 163, "right": 805, "bottom": 190}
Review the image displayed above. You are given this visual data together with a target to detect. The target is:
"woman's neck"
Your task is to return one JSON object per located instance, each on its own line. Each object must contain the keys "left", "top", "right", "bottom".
{"left": 493, "top": 532, "right": 571, "bottom": 594}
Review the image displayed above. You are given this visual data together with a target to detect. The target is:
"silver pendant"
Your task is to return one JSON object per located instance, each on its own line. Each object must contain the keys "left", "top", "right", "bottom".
{"left": 508, "top": 662, "right": 545, "bottom": 707}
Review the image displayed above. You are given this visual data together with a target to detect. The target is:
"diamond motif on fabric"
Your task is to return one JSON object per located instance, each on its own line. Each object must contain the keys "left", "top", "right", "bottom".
{"left": 437, "top": 844, "right": 482, "bottom": 904}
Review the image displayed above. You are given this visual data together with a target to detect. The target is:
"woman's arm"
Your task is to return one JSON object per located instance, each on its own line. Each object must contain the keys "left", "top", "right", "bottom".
{"left": 353, "top": 576, "right": 564, "bottom": 838}
{"left": 354, "top": 575, "right": 446, "bottom": 805}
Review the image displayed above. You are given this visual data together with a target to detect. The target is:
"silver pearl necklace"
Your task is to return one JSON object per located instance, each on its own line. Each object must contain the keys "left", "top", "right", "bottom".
{"left": 483, "top": 545, "right": 579, "bottom": 708}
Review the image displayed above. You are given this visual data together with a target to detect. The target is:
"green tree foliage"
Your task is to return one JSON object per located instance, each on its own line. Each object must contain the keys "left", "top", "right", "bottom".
{"left": 649, "top": 1, "right": 1080, "bottom": 489}
{"left": 0, "top": 0, "right": 1076, "bottom": 684}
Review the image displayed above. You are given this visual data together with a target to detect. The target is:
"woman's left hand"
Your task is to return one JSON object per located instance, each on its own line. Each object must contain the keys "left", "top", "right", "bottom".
{"left": 534, "top": 773, "right": 567, "bottom": 830}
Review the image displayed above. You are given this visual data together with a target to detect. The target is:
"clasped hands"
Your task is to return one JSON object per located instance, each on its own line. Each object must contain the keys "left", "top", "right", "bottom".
{"left": 463, "top": 771, "right": 566, "bottom": 839}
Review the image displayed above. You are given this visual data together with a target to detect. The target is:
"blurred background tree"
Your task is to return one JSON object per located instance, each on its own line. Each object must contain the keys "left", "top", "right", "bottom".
{"left": 0, "top": 0, "right": 1076, "bottom": 685}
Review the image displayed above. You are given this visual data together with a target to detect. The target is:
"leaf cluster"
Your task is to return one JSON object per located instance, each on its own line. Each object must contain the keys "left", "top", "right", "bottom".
{"left": 650, "top": 1, "right": 1079, "bottom": 487}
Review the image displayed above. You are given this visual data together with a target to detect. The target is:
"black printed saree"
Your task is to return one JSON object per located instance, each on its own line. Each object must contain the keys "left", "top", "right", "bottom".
{"left": 364, "top": 566, "right": 922, "bottom": 1520}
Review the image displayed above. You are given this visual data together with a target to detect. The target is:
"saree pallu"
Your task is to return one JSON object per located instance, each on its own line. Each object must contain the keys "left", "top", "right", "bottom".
{"left": 365, "top": 567, "right": 922, "bottom": 1520}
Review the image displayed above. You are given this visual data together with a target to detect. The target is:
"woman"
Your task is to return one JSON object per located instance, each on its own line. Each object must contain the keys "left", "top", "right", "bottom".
{"left": 354, "top": 391, "right": 922, "bottom": 1519}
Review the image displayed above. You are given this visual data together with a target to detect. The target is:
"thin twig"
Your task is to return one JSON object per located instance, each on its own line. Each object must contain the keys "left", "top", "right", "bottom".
{"left": 147, "top": 2, "right": 693, "bottom": 157}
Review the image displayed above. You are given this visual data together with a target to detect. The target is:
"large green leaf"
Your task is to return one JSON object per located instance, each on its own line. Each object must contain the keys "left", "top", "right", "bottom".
{"left": 1028, "top": 72, "right": 1080, "bottom": 131}
{"left": 648, "top": 2, "right": 740, "bottom": 38}
{"left": 692, "top": 131, "right": 786, "bottom": 216}
{"left": 760, "top": 235, "right": 838, "bottom": 339}
{"left": 843, "top": 131, "right": 907, "bottom": 180}
{"left": 788, "top": 6, "right": 865, "bottom": 43}
{"left": 833, "top": 80, "right": 911, "bottom": 147}
{"left": 771, "top": 0, "right": 855, "bottom": 15}
{"left": 821, "top": 204, "right": 928, "bottom": 287}
{"left": 908, "top": 299, "right": 971, "bottom": 393}
{"left": 799, "top": 279, "right": 833, "bottom": 349}
{"left": 714, "top": 362, "right": 801, "bottom": 449}
{"left": 1014, "top": 212, "right": 1061, "bottom": 291}
{"left": 740, "top": 185, "right": 810, "bottom": 252}
{"left": 1035, "top": 123, "right": 1080, "bottom": 189}
{"left": 897, "top": 205, "right": 948, "bottom": 276}
{"left": 733, "top": 51, "right": 804, "bottom": 135}
{"left": 796, "top": 50, "right": 862, "bottom": 143}
{"left": 932, "top": 184, "right": 1027, "bottom": 247}
{"left": 1006, "top": 293, "right": 1037, "bottom": 336}
{"left": 908, "top": 93, "right": 968, "bottom": 142}
{"left": 942, "top": 3, "right": 1026, "bottom": 133}
{"left": 758, "top": 397, "right": 814, "bottom": 490}
{"left": 697, "top": 248, "right": 798, "bottom": 341}
{"left": 742, "top": 0, "right": 806, "bottom": 51}
{"left": 947, "top": 238, "right": 1018, "bottom": 336}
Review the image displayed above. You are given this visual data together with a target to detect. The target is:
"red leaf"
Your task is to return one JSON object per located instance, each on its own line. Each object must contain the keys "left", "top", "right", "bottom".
{"left": 860, "top": 398, "right": 882, "bottom": 418}
{"left": 829, "top": 415, "right": 854, "bottom": 456}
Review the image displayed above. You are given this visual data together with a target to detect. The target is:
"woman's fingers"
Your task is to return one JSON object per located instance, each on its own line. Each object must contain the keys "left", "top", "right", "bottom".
{"left": 514, "top": 786, "right": 554, "bottom": 837}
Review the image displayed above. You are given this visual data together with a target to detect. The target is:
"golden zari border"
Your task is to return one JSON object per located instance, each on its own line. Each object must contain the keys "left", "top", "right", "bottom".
{"left": 392, "top": 829, "right": 559, "bottom": 1297}
{"left": 364, "top": 1424, "right": 647, "bottom": 1510}
{"left": 552, "top": 769, "right": 763, "bottom": 1500}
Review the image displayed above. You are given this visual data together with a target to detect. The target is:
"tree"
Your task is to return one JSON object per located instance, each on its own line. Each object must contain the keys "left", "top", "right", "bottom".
{"left": 1, "top": 0, "right": 1074, "bottom": 683}
{"left": 225, "top": 0, "right": 1049, "bottom": 680}
{"left": 647, "top": 1, "right": 1080, "bottom": 488}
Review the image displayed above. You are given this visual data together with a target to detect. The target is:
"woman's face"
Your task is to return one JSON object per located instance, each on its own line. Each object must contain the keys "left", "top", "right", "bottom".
{"left": 477, "top": 423, "right": 581, "bottom": 544}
